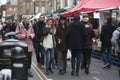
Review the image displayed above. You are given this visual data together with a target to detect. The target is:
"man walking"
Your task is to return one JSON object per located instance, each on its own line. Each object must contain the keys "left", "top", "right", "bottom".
{"left": 32, "top": 14, "right": 45, "bottom": 68}
{"left": 100, "top": 18, "right": 115, "bottom": 69}
{"left": 67, "top": 14, "right": 86, "bottom": 76}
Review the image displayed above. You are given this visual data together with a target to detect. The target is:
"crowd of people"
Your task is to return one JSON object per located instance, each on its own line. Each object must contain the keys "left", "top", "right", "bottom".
{"left": 0, "top": 13, "right": 119, "bottom": 77}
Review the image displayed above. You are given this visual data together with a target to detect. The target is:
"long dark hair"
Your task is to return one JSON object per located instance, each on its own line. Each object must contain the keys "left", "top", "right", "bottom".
{"left": 58, "top": 19, "right": 68, "bottom": 28}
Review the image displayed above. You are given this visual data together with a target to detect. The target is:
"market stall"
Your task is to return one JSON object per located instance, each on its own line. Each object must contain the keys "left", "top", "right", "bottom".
{"left": 61, "top": 0, "right": 120, "bottom": 17}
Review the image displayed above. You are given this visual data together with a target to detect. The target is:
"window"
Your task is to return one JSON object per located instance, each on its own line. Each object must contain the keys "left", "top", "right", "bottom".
{"left": 65, "top": 0, "right": 68, "bottom": 6}
{"left": 26, "top": 3, "right": 29, "bottom": 10}
{"left": 41, "top": 6, "right": 45, "bottom": 13}
{"left": 14, "top": 8, "right": 16, "bottom": 11}
{"left": 35, "top": 6, "right": 39, "bottom": 14}
{"left": 9, "top": 8, "right": 12, "bottom": 11}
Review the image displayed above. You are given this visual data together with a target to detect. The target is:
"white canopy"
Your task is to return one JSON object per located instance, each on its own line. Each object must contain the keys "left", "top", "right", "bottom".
{"left": 30, "top": 12, "right": 41, "bottom": 20}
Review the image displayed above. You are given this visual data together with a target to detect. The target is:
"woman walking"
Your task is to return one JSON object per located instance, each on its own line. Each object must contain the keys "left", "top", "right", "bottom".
{"left": 42, "top": 17, "right": 56, "bottom": 75}
{"left": 15, "top": 15, "right": 35, "bottom": 77}
{"left": 81, "top": 16, "right": 96, "bottom": 74}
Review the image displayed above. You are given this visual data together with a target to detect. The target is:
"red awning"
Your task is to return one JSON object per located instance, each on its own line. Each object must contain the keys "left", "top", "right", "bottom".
{"left": 61, "top": 0, "right": 89, "bottom": 17}
{"left": 61, "top": 0, "right": 120, "bottom": 17}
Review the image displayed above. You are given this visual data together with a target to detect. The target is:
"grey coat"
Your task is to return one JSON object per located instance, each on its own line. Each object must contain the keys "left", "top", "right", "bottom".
{"left": 111, "top": 27, "right": 120, "bottom": 52}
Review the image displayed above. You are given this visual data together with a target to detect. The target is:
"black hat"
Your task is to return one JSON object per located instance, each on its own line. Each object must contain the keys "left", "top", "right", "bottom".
{"left": 59, "top": 16, "right": 67, "bottom": 20}
{"left": 73, "top": 14, "right": 80, "bottom": 20}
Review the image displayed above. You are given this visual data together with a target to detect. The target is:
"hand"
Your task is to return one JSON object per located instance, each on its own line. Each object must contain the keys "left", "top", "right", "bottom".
{"left": 44, "top": 47, "right": 48, "bottom": 51}
{"left": 58, "top": 39, "right": 61, "bottom": 44}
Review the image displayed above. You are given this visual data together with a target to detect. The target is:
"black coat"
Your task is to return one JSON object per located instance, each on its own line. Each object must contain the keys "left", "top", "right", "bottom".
{"left": 55, "top": 25, "right": 68, "bottom": 51}
{"left": 100, "top": 23, "right": 115, "bottom": 47}
{"left": 33, "top": 21, "right": 45, "bottom": 43}
{"left": 7, "top": 23, "right": 16, "bottom": 32}
{"left": 67, "top": 20, "right": 86, "bottom": 50}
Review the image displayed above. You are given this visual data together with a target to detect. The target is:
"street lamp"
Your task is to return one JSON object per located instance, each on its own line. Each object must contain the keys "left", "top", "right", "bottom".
{"left": 33, "top": 0, "right": 35, "bottom": 15}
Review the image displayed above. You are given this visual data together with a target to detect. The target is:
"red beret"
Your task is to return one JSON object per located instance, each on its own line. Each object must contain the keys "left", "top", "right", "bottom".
{"left": 47, "top": 17, "right": 55, "bottom": 23}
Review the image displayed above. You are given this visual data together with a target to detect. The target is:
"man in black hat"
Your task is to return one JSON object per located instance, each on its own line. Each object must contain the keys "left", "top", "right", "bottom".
{"left": 32, "top": 14, "right": 45, "bottom": 68}
{"left": 55, "top": 16, "right": 68, "bottom": 75}
{"left": 67, "top": 14, "right": 86, "bottom": 76}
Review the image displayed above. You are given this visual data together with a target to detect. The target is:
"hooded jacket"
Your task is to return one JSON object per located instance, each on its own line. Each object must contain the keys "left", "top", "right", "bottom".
{"left": 67, "top": 15, "right": 86, "bottom": 50}
{"left": 111, "top": 27, "right": 120, "bottom": 52}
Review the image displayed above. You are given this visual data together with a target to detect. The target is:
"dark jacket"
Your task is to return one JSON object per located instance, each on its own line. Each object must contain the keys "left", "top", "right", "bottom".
{"left": 33, "top": 21, "right": 45, "bottom": 43}
{"left": 100, "top": 23, "right": 115, "bottom": 47}
{"left": 67, "top": 20, "right": 86, "bottom": 50}
{"left": 85, "top": 24, "right": 96, "bottom": 46}
{"left": 7, "top": 23, "right": 16, "bottom": 32}
{"left": 1, "top": 23, "right": 16, "bottom": 34}
{"left": 55, "top": 25, "right": 68, "bottom": 51}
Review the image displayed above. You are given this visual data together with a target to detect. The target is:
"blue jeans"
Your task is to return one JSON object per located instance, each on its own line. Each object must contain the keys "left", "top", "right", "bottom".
{"left": 71, "top": 49, "right": 82, "bottom": 73}
{"left": 45, "top": 48, "right": 54, "bottom": 70}
{"left": 101, "top": 46, "right": 112, "bottom": 65}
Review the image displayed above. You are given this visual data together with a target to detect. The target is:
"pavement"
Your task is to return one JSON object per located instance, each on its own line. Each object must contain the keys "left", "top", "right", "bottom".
{"left": 31, "top": 53, "right": 120, "bottom": 80}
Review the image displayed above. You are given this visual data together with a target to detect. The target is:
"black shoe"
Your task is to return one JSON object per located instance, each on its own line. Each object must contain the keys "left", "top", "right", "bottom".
{"left": 49, "top": 68, "right": 54, "bottom": 73}
{"left": 63, "top": 70, "right": 67, "bottom": 73}
{"left": 106, "top": 65, "right": 111, "bottom": 69}
{"left": 85, "top": 67, "right": 89, "bottom": 74}
{"left": 75, "top": 72, "right": 79, "bottom": 76}
{"left": 71, "top": 71, "right": 75, "bottom": 76}
{"left": 45, "top": 71, "right": 49, "bottom": 75}
{"left": 81, "top": 64, "right": 85, "bottom": 70}
{"left": 59, "top": 70, "right": 64, "bottom": 75}
{"left": 102, "top": 63, "right": 109, "bottom": 69}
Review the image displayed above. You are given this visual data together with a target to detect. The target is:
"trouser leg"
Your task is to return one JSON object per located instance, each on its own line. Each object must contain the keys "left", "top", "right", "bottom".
{"left": 54, "top": 48, "right": 58, "bottom": 65}
{"left": 57, "top": 50, "right": 63, "bottom": 69}
{"left": 101, "top": 46, "right": 107, "bottom": 64}
{"left": 33, "top": 42, "right": 41, "bottom": 64}
{"left": 76, "top": 52, "right": 81, "bottom": 73}
{"left": 71, "top": 51, "right": 76, "bottom": 72}
{"left": 45, "top": 50, "right": 49, "bottom": 71}
{"left": 26, "top": 52, "right": 32, "bottom": 69}
{"left": 62, "top": 51, "right": 67, "bottom": 71}
{"left": 40, "top": 45, "right": 44, "bottom": 65}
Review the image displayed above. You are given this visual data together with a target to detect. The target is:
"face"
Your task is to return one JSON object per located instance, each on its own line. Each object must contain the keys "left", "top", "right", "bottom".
{"left": 39, "top": 15, "right": 45, "bottom": 22}
{"left": 3, "top": 22, "right": 7, "bottom": 27}
{"left": 23, "top": 17, "right": 30, "bottom": 23}
{"left": 8, "top": 19, "right": 12, "bottom": 24}
{"left": 47, "top": 20, "right": 54, "bottom": 26}
{"left": 60, "top": 19, "right": 65, "bottom": 25}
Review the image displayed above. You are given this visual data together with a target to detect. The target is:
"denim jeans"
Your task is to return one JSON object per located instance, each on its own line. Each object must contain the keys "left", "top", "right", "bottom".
{"left": 101, "top": 46, "right": 112, "bottom": 65}
{"left": 45, "top": 48, "right": 54, "bottom": 70}
{"left": 71, "top": 49, "right": 82, "bottom": 73}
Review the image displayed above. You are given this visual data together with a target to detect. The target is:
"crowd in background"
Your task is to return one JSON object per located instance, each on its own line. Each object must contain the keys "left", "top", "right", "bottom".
{"left": 0, "top": 13, "right": 119, "bottom": 77}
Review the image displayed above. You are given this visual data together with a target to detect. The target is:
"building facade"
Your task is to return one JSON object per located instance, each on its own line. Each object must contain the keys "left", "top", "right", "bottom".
{"left": 58, "top": 0, "right": 80, "bottom": 10}
{"left": 7, "top": 0, "right": 18, "bottom": 5}
{"left": 17, "top": 0, "right": 46, "bottom": 15}
{"left": 1, "top": 0, "right": 80, "bottom": 17}
{"left": 1, "top": 4, "right": 17, "bottom": 17}
{"left": 45, "top": 0, "right": 56, "bottom": 16}
{"left": 17, "top": 0, "right": 33, "bottom": 15}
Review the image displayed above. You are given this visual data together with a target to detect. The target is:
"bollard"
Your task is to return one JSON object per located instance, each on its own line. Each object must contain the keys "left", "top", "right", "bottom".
{"left": 11, "top": 47, "right": 28, "bottom": 80}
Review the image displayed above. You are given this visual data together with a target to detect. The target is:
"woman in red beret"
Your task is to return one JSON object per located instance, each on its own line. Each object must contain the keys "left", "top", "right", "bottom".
{"left": 42, "top": 17, "right": 56, "bottom": 75}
